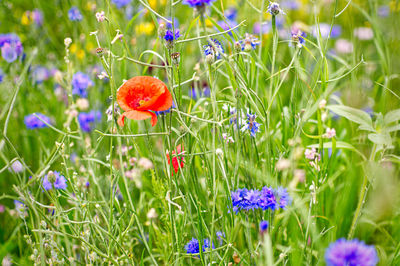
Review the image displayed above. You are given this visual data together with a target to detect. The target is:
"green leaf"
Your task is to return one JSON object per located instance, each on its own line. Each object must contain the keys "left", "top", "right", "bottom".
{"left": 386, "top": 124, "right": 400, "bottom": 133}
{"left": 327, "top": 105, "right": 375, "bottom": 132}
{"left": 384, "top": 109, "right": 400, "bottom": 124}
{"left": 368, "top": 133, "right": 392, "bottom": 146}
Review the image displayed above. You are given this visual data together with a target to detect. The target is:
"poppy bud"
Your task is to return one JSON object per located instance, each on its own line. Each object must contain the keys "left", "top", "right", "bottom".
{"left": 171, "top": 52, "right": 180, "bottom": 65}
{"left": 205, "top": 54, "right": 215, "bottom": 64}
{"left": 47, "top": 171, "right": 56, "bottom": 184}
{"left": 234, "top": 41, "right": 241, "bottom": 53}
{"left": 96, "top": 47, "right": 104, "bottom": 57}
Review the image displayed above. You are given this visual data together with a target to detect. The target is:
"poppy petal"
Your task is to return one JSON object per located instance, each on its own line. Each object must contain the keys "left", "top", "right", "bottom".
{"left": 117, "top": 76, "right": 167, "bottom": 112}
{"left": 118, "top": 110, "right": 158, "bottom": 127}
{"left": 150, "top": 87, "right": 173, "bottom": 111}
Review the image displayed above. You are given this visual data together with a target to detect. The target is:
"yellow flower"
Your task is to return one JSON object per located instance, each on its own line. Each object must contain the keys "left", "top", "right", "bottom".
{"left": 149, "top": 0, "right": 167, "bottom": 9}
{"left": 390, "top": 0, "right": 400, "bottom": 11}
{"left": 135, "top": 22, "right": 155, "bottom": 35}
{"left": 21, "top": 11, "right": 32, "bottom": 26}
{"left": 205, "top": 19, "right": 213, "bottom": 27}
{"left": 70, "top": 43, "right": 78, "bottom": 53}
{"left": 77, "top": 50, "right": 85, "bottom": 60}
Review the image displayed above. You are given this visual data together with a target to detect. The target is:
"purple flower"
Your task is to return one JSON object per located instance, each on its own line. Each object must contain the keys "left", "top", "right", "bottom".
{"left": 32, "top": 66, "right": 50, "bottom": 83}
{"left": 241, "top": 112, "right": 261, "bottom": 137}
{"left": 202, "top": 239, "right": 214, "bottom": 251}
{"left": 42, "top": 171, "right": 68, "bottom": 190}
{"left": 155, "top": 102, "right": 175, "bottom": 116}
{"left": 258, "top": 186, "right": 277, "bottom": 211}
{"left": 274, "top": 187, "right": 291, "bottom": 209}
{"left": 14, "top": 200, "right": 26, "bottom": 214}
{"left": 259, "top": 220, "right": 269, "bottom": 232}
{"left": 189, "top": 87, "right": 210, "bottom": 100}
{"left": 239, "top": 33, "right": 261, "bottom": 51}
{"left": 0, "top": 68, "right": 3, "bottom": 83}
{"left": 203, "top": 39, "right": 224, "bottom": 59}
{"left": 217, "top": 20, "right": 237, "bottom": 36}
{"left": 32, "top": 9, "right": 44, "bottom": 26}
{"left": 164, "top": 29, "right": 180, "bottom": 42}
{"left": 72, "top": 72, "right": 93, "bottom": 98}
{"left": 183, "top": 0, "right": 216, "bottom": 8}
{"left": 291, "top": 28, "right": 307, "bottom": 47}
{"left": 378, "top": 6, "right": 390, "bottom": 17}
{"left": 0, "top": 33, "right": 23, "bottom": 63}
{"left": 185, "top": 238, "right": 200, "bottom": 254}
{"left": 78, "top": 111, "right": 101, "bottom": 132}
{"left": 325, "top": 238, "right": 378, "bottom": 266}
{"left": 216, "top": 231, "right": 225, "bottom": 246}
{"left": 68, "top": 7, "right": 83, "bottom": 21}
{"left": 112, "top": 0, "right": 132, "bottom": 8}
{"left": 24, "top": 113, "right": 51, "bottom": 129}
{"left": 225, "top": 7, "right": 237, "bottom": 21}
{"left": 267, "top": 2, "right": 285, "bottom": 16}
{"left": 312, "top": 24, "right": 342, "bottom": 39}
{"left": 281, "top": 0, "right": 300, "bottom": 10}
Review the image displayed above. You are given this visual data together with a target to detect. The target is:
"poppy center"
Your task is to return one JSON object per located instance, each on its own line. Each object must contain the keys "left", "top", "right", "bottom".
{"left": 128, "top": 96, "right": 151, "bottom": 109}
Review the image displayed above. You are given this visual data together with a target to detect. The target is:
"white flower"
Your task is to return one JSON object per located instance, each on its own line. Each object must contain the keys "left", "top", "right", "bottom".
{"left": 324, "top": 128, "right": 336, "bottom": 138}
{"left": 138, "top": 158, "right": 153, "bottom": 170}
{"left": 147, "top": 208, "right": 158, "bottom": 219}
{"left": 319, "top": 99, "right": 327, "bottom": 109}
{"left": 216, "top": 148, "right": 223, "bottom": 156}
{"left": 64, "top": 37, "right": 72, "bottom": 47}
{"left": 97, "top": 71, "right": 108, "bottom": 80}
{"left": 276, "top": 158, "right": 291, "bottom": 171}
{"left": 95, "top": 11, "right": 105, "bottom": 22}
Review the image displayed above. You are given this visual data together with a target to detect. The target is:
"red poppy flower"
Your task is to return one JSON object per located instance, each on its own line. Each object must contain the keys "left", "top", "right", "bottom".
{"left": 166, "top": 144, "right": 185, "bottom": 175}
{"left": 117, "top": 76, "right": 172, "bottom": 127}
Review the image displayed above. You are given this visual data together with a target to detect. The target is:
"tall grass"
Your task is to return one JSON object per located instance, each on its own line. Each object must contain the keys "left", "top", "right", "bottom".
{"left": 0, "top": 0, "right": 399, "bottom": 265}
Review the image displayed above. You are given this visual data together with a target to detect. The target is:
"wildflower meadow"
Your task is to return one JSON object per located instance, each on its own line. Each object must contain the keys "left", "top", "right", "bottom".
{"left": 1, "top": 0, "right": 400, "bottom": 265}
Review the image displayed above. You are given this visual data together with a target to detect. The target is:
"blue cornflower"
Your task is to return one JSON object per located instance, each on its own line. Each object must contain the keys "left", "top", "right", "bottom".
{"left": 203, "top": 39, "right": 224, "bottom": 60}
{"left": 72, "top": 72, "right": 93, "bottom": 98}
{"left": 239, "top": 33, "right": 261, "bottom": 51}
{"left": 216, "top": 231, "right": 225, "bottom": 246}
{"left": 189, "top": 87, "right": 210, "bottom": 100}
{"left": 0, "top": 33, "right": 23, "bottom": 63}
{"left": 291, "top": 29, "right": 306, "bottom": 47}
{"left": 258, "top": 186, "right": 277, "bottom": 211}
{"left": 185, "top": 238, "right": 200, "bottom": 254}
{"left": 378, "top": 6, "right": 390, "bottom": 17}
{"left": 155, "top": 102, "right": 175, "bottom": 116}
{"left": 78, "top": 111, "right": 101, "bottom": 132}
{"left": 225, "top": 7, "right": 237, "bottom": 21}
{"left": 231, "top": 188, "right": 259, "bottom": 212}
{"left": 14, "top": 200, "right": 26, "bottom": 215}
{"left": 32, "top": 9, "right": 44, "bottom": 26}
{"left": 267, "top": 2, "right": 285, "bottom": 16}
{"left": 281, "top": 0, "right": 300, "bottom": 10}
{"left": 68, "top": 7, "right": 83, "bottom": 21}
{"left": 202, "top": 239, "right": 214, "bottom": 251}
{"left": 183, "top": 0, "right": 216, "bottom": 8}
{"left": 274, "top": 187, "right": 291, "bottom": 209}
{"left": 244, "top": 189, "right": 261, "bottom": 210}
{"left": 164, "top": 29, "right": 180, "bottom": 42}
{"left": 24, "top": 113, "right": 51, "bottom": 129}
{"left": 312, "top": 24, "right": 342, "bottom": 39}
{"left": 325, "top": 238, "right": 378, "bottom": 266}
{"left": 259, "top": 220, "right": 269, "bottom": 232}
{"left": 32, "top": 66, "right": 50, "bottom": 84}
{"left": 42, "top": 171, "right": 68, "bottom": 190}
{"left": 241, "top": 112, "right": 261, "bottom": 137}
{"left": 112, "top": 0, "right": 132, "bottom": 8}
